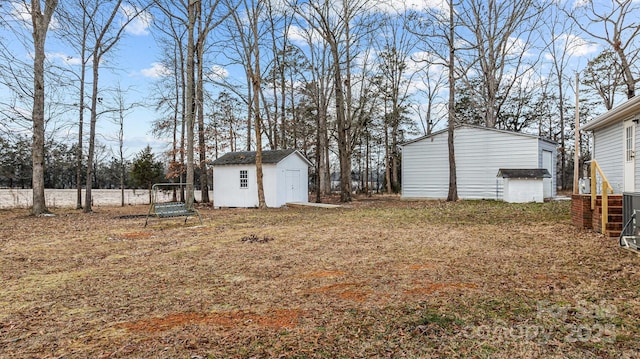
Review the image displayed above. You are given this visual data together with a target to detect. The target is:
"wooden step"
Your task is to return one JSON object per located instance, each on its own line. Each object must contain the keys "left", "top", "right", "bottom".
{"left": 595, "top": 195, "right": 623, "bottom": 207}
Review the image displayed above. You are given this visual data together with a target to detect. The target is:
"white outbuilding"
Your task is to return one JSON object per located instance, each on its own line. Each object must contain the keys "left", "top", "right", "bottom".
{"left": 400, "top": 125, "right": 557, "bottom": 201}
{"left": 211, "top": 149, "right": 311, "bottom": 208}
{"left": 497, "top": 168, "right": 552, "bottom": 203}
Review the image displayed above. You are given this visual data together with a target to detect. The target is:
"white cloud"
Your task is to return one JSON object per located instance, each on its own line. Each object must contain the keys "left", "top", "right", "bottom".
{"left": 120, "top": 5, "right": 152, "bottom": 36}
{"left": 287, "top": 25, "right": 324, "bottom": 46}
{"left": 572, "top": 0, "right": 591, "bottom": 9}
{"left": 543, "top": 34, "right": 599, "bottom": 61}
{"left": 47, "top": 52, "right": 83, "bottom": 66}
{"left": 374, "top": 0, "right": 449, "bottom": 15}
{"left": 7, "top": 1, "right": 59, "bottom": 29}
{"left": 8, "top": 1, "right": 31, "bottom": 24}
{"left": 209, "top": 65, "right": 229, "bottom": 80}
{"left": 561, "top": 34, "right": 599, "bottom": 57}
{"left": 140, "top": 62, "right": 170, "bottom": 78}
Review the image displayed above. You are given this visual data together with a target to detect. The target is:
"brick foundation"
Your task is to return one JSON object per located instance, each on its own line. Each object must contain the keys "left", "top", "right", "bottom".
{"left": 571, "top": 194, "right": 593, "bottom": 229}
{"left": 572, "top": 194, "right": 623, "bottom": 237}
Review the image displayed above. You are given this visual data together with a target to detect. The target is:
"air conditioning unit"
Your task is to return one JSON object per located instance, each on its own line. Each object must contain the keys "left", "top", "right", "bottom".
{"left": 621, "top": 192, "right": 640, "bottom": 252}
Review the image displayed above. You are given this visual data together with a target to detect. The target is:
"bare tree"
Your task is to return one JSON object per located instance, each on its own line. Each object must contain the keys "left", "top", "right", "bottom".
{"left": 294, "top": 0, "right": 379, "bottom": 202}
{"left": 56, "top": 0, "right": 92, "bottom": 209}
{"left": 81, "top": 0, "right": 150, "bottom": 213}
{"left": 408, "top": 0, "right": 465, "bottom": 201}
{"left": 445, "top": 0, "right": 457, "bottom": 201}
{"left": 229, "top": 0, "right": 267, "bottom": 208}
{"left": 570, "top": 0, "right": 639, "bottom": 99}
{"left": 375, "top": 13, "right": 417, "bottom": 194}
{"left": 183, "top": 0, "right": 198, "bottom": 210}
{"left": 0, "top": 2, "right": 63, "bottom": 212}
{"left": 459, "top": 0, "right": 546, "bottom": 128}
{"left": 154, "top": 0, "right": 236, "bottom": 206}
{"left": 290, "top": 18, "right": 333, "bottom": 200}
{"left": 542, "top": 6, "right": 581, "bottom": 190}
{"left": 29, "top": 0, "right": 59, "bottom": 215}
{"left": 110, "top": 83, "right": 137, "bottom": 206}
{"left": 411, "top": 54, "right": 447, "bottom": 136}
{"left": 150, "top": 4, "right": 187, "bottom": 200}
{"left": 582, "top": 50, "right": 625, "bottom": 110}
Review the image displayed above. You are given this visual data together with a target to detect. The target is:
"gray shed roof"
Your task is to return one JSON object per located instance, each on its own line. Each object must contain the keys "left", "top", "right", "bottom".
{"left": 210, "top": 149, "right": 310, "bottom": 166}
{"left": 497, "top": 168, "right": 551, "bottom": 179}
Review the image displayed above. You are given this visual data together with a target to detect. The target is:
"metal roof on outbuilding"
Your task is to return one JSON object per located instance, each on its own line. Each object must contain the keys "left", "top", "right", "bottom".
{"left": 210, "top": 149, "right": 311, "bottom": 166}
{"left": 400, "top": 124, "right": 557, "bottom": 147}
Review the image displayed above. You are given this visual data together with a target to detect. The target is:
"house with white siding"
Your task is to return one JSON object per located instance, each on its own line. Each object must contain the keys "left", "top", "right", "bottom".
{"left": 581, "top": 96, "right": 640, "bottom": 193}
{"left": 400, "top": 125, "right": 557, "bottom": 201}
{"left": 210, "top": 149, "right": 311, "bottom": 208}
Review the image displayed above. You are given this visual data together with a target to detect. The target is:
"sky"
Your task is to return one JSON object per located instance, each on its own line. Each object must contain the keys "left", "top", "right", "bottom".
{"left": 0, "top": 0, "right": 628, "bottom": 161}
{"left": 0, "top": 1, "right": 168, "bottom": 159}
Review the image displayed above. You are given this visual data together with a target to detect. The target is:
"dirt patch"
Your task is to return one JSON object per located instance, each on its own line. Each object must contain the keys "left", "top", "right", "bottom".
{"left": 337, "top": 290, "right": 372, "bottom": 302}
{"left": 119, "top": 309, "right": 303, "bottom": 333}
{"left": 404, "top": 282, "right": 478, "bottom": 296}
{"left": 407, "top": 264, "right": 434, "bottom": 271}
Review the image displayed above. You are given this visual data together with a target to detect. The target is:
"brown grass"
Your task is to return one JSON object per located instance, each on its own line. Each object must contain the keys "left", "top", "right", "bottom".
{"left": 1, "top": 196, "right": 639, "bottom": 358}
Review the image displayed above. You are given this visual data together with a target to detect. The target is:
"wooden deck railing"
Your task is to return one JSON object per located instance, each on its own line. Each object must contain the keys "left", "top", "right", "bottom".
{"left": 590, "top": 160, "right": 614, "bottom": 234}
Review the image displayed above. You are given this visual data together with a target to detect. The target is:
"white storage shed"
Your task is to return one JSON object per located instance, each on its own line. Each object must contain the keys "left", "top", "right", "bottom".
{"left": 497, "top": 168, "right": 551, "bottom": 203}
{"left": 211, "top": 149, "right": 311, "bottom": 208}
{"left": 401, "top": 125, "right": 557, "bottom": 200}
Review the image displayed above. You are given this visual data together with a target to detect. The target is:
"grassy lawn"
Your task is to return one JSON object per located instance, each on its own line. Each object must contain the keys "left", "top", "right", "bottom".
{"left": 1, "top": 197, "right": 638, "bottom": 358}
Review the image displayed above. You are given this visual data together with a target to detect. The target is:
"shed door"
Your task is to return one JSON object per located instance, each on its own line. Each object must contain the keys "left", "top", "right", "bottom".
{"left": 542, "top": 150, "right": 553, "bottom": 198}
{"left": 285, "top": 170, "right": 300, "bottom": 202}
{"left": 624, "top": 120, "right": 635, "bottom": 192}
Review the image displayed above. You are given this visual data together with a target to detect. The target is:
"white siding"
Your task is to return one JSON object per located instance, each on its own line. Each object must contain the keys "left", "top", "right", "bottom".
{"left": 503, "top": 178, "right": 545, "bottom": 203}
{"left": 401, "top": 131, "right": 450, "bottom": 199}
{"left": 275, "top": 153, "right": 310, "bottom": 205}
{"left": 212, "top": 152, "right": 309, "bottom": 208}
{"left": 262, "top": 165, "right": 279, "bottom": 207}
{"left": 213, "top": 165, "right": 260, "bottom": 207}
{"left": 455, "top": 127, "right": 538, "bottom": 199}
{"left": 539, "top": 139, "right": 557, "bottom": 198}
{"left": 593, "top": 122, "right": 624, "bottom": 193}
{"left": 401, "top": 126, "right": 556, "bottom": 200}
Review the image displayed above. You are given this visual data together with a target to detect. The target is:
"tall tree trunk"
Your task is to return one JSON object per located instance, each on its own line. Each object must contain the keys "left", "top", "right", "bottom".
{"left": 196, "top": 12, "right": 210, "bottom": 204}
{"left": 250, "top": 1, "right": 266, "bottom": 209}
{"left": 118, "top": 92, "right": 125, "bottom": 207}
{"left": 180, "top": 47, "right": 187, "bottom": 203}
{"left": 384, "top": 123, "right": 391, "bottom": 194}
{"left": 331, "top": 42, "right": 351, "bottom": 202}
{"left": 76, "top": 63, "right": 86, "bottom": 209}
{"left": 447, "top": 0, "right": 458, "bottom": 202}
{"left": 185, "top": 0, "right": 197, "bottom": 210}
{"left": 315, "top": 106, "right": 322, "bottom": 203}
{"left": 30, "top": 0, "right": 58, "bottom": 215}
{"left": 84, "top": 58, "right": 100, "bottom": 213}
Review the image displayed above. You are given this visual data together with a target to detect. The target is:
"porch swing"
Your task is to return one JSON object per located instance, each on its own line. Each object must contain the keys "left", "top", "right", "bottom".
{"left": 144, "top": 183, "right": 202, "bottom": 227}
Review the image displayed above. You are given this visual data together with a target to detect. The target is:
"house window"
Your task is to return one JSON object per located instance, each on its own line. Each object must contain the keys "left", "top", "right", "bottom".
{"left": 240, "top": 170, "right": 248, "bottom": 188}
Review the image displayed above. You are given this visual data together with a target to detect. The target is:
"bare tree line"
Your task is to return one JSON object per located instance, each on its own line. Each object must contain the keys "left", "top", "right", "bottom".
{"left": 0, "top": 0, "right": 638, "bottom": 214}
